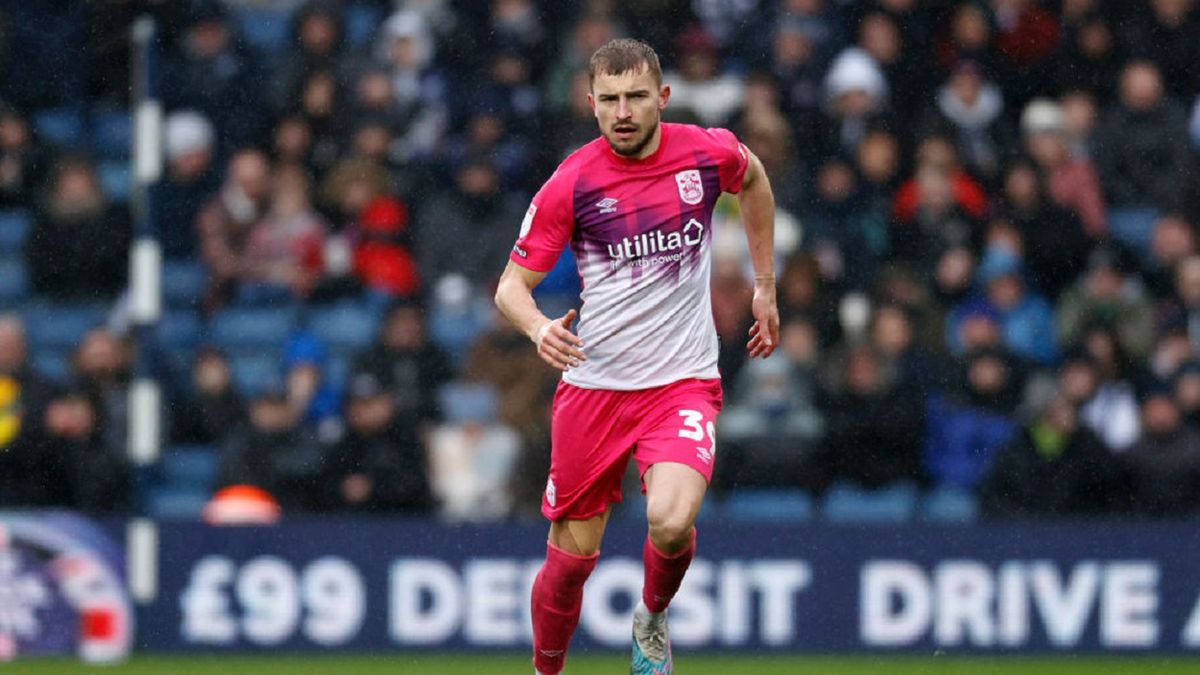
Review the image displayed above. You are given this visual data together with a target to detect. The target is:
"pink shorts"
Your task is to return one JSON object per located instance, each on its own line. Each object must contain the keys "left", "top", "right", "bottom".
{"left": 542, "top": 377, "right": 723, "bottom": 521}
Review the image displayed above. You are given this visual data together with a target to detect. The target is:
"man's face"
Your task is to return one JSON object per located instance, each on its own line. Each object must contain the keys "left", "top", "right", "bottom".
{"left": 589, "top": 66, "right": 668, "bottom": 158}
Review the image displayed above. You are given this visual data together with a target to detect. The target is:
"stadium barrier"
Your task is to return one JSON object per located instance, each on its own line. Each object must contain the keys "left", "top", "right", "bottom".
{"left": 5, "top": 512, "right": 1200, "bottom": 659}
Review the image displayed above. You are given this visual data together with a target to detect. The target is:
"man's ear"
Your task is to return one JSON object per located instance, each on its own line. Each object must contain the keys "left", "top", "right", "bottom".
{"left": 588, "top": 92, "right": 596, "bottom": 117}
{"left": 659, "top": 84, "right": 671, "bottom": 111}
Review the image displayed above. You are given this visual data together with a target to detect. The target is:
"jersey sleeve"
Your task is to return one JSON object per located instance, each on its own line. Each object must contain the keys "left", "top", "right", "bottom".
{"left": 509, "top": 168, "right": 575, "bottom": 272}
{"left": 702, "top": 127, "right": 750, "bottom": 194}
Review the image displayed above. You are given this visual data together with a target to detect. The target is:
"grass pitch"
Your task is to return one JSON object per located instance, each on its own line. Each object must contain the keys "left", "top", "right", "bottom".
{"left": 6, "top": 654, "right": 1200, "bottom": 674}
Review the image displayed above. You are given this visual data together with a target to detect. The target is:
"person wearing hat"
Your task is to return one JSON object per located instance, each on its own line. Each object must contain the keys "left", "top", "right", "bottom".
{"left": 1021, "top": 98, "right": 1107, "bottom": 237}
{"left": 1056, "top": 245, "right": 1155, "bottom": 358}
{"left": 947, "top": 247, "right": 1057, "bottom": 364}
{"left": 921, "top": 58, "right": 1011, "bottom": 181}
{"left": 318, "top": 372, "right": 432, "bottom": 513}
{"left": 1124, "top": 383, "right": 1200, "bottom": 516}
{"left": 156, "top": 110, "right": 220, "bottom": 259}
{"left": 979, "top": 387, "right": 1125, "bottom": 519}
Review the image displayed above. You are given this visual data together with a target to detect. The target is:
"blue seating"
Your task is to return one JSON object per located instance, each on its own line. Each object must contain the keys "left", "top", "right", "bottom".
{"left": 0, "top": 256, "right": 29, "bottom": 305}
{"left": 24, "top": 304, "right": 108, "bottom": 350}
{"left": 92, "top": 108, "right": 132, "bottom": 159}
{"left": 428, "top": 306, "right": 484, "bottom": 366}
{"left": 210, "top": 307, "right": 297, "bottom": 351}
{"left": 98, "top": 160, "right": 132, "bottom": 203}
{"left": 31, "top": 350, "right": 69, "bottom": 382}
{"left": 307, "top": 303, "right": 379, "bottom": 353}
{"left": 33, "top": 107, "right": 85, "bottom": 148}
{"left": 0, "top": 209, "right": 32, "bottom": 251}
{"left": 147, "top": 486, "right": 209, "bottom": 520}
{"left": 722, "top": 489, "right": 814, "bottom": 523}
{"left": 157, "top": 310, "right": 203, "bottom": 353}
{"left": 822, "top": 482, "right": 918, "bottom": 524}
{"left": 236, "top": 9, "right": 290, "bottom": 54}
{"left": 230, "top": 352, "right": 281, "bottom": 396}
{"left": 344, "top": 4, "right": 383, "bottom": 47}
{"left": 160, "top": 445, "right": 219, "bottom": 491}
{"left": 919, "top": 486, "right": 980, "bottom": 524}
{"left": 162, "top": 260, "right": 208, "bottom": 308}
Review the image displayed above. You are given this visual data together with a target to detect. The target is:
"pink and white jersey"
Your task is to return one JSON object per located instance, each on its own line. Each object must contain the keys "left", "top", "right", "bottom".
{"left": 510, "top": 123, "right": 749, "bottom": 390}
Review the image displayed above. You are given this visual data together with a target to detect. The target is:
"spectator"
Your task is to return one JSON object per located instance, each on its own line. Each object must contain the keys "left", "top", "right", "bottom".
{"left": 1075, "top": 323, "right": 1146, "bottom": 453}
{"left": 70, "top": 328, "right": 132, "bottom": 457}
{"left": 319, "top": 372, "right": 433, "bottom": 513}
{"left": 218, "top": 385, "right": 323, "bottom": 512}
{"left": 997, "top": 159, "right": 1091, "bottom": 299}
{"left": 991, "top": 0, "right": 1062, "bottom": 103}
{"left": 171, "top": 348, "right": 245, "bottom": 447}
{"left": 543, "top": 13, "right": 617, "bottom": 114}
{"left": 1094, "top": 61, "right": 1190, "bottom": 255}
{"left": 718, "top": 315, "right": 825, "bottom": 490}
{"left": 345, "top": 195, "right": 421, "bottom": 301}
{"left": 1059, "top": 88, "right": 1100, "bottom": 160}
{"left": 197, "top": 149, "right": 273, "bottom": 310}
{"left": 350, "top": 300, "right": 453, "bottom": 428}
{"left": 27, "top": 157, "right": 131, "bottom": 301}
{"left": 819, "top": 343, "right": 925, "bottom": 489}
{"left": 239, "top": 163, "right": 327, "bottom": 303}
{"left": 371, "top": 10, "right": 450, "bottom": 162}
{"left": 891, "top": 135, "right": 988, "bottom": 246}
{"left": 820, "top": 47, "right": 890, "bottom": 160}
{"left": 1054, "top": 12, "right": 1121, "bottom": 103}
{"left": 663, "top": 26, "right": 744, "bottom": 127}
{"left": 980, "top": 391, "right": 1124, "bottom": 518}
{"left": 803, "top": 157, "right": 884, "bottom": 290}
{"left": 769, "top": 16, "right": 828, "bottom": 144}
{"left": 0, "top": 105, "right": 45, "bottom": 209}
{"left": 857, "top": 11, "right": 928, "bottom": 128}
{"left": 1020, "top": 98, "right": 1107, "bottom": 238}
{"left": 157, "top": 110, "right": 220, "bottom": 259}
{"left": 1057, "top": 246, "right": 1156, "bottom": 359}
{"left": 948, "top": 248, "right": 1057, "bottom": 364}
{"left": 0, "top": 315, "right": 56, "bottom": 432}
{"left": 871, "top": 303, "right": 944, "bottom": 397}
{"left": 922, "top": 59, "right": 1012, "bottom": 182}
{"left": 426, "top": 382, "right": 521, "bottom": 521}
{"left": 1124, "top": 387, "right": 1200, "bottom": 516}
{"left": 1118, "top": 0, "right": 1200, "bottom": 103}
{"left": 1144, "top": 214, "right": 1197, "bottom": 300}
{"left": 42, "top": 391, "right": 130, "bottom": 513}
{"left": 1173, "top": 360, "right": 1200, "bottom": 431}
{"left": 890, "top": 161, "right": 982, "bottom": 273}
{"left": 1167, "top": 256, "right": 1200, "bottom": 354}
{"left": 0, "top": 378, "right": 71, "bottom": 508}
{"left": 924, "top": 346, "right": 1020, "bottom": 489}
{"left": 416, "top": 157, "right": 524, "bottom": 290}
{"left": 272, "top": 1, "right": 347, "bottom": 114}
{"left": 281, "top": 332, "right": 341, "bottom": 437}
{"left": 162, "top": 0, "right": 268, "bottom": 153}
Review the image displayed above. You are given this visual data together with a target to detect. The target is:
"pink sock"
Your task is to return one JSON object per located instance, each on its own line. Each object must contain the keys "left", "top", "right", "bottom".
{"left": 531, "top": 541, "right": 598, "bottom": 675}
{"left": 642, "top": 528, "right": 696, "bottom": 613}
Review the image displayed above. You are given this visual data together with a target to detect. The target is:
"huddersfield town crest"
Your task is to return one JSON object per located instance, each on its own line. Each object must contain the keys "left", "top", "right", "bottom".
{"left": 675, "top": 170, "right": 703, "bottom": 205}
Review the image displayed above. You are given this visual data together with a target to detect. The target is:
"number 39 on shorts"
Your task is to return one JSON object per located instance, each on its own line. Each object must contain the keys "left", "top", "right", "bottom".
{"left": 677, "top": 409, "right": 716, "bottom": 465}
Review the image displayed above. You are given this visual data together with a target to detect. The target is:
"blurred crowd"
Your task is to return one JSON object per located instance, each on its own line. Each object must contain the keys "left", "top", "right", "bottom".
{"left": 2, "top": 0, "right": 1200, "bottom": 521}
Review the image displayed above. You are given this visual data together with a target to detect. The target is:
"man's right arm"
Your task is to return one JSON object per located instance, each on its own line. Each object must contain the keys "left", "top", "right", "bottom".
{"left": 494, "top": 261, "right": 586, "bottom": 371}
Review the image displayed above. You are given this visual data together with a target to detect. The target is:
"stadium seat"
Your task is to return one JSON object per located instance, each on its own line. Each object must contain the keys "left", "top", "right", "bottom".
{"left": 235, "top": 9, "right": 290, "bottom": 54}
{"left": 0, "top": 209, "right": 32, "bottom": 251}
{"left": 92, "top": 107, "right": 132, "bottom": 159}
{"left": 33, "top": 107, "right": 85, "bottom": 148}
{"left": 147, "top": 486, "right": 209, "bottom": 520}
{"left": 98, "top": 160, "right": 132, "bottom": 203}
{"left": 0, "top": 256, "right": 29, "bottom": 305}
{"left": 161, "top": 260, "right": 208, "bottom": 308}
{"left": 722, "top": 489, "right": 814, "bottom": 523}
{"left": 344, "top": 3, "right": 384, "bottom": 47}
{"left": 306, "top": 303, "right": 379, "bottom": 353}
{"left": 23, "top": 303, "right": 109, "bottom": 350}
{"left": 822, "top": 482, "right": 918, "bottom": 524}
{"left": 325, "top": 353, "right": 351, "bottom": 391}
{"left": 31, "top": 350, "right": 69, "bottom": 383}
{"left": 210, "top": 307, "right": 297, "bottom": 351}
{"left": 919, "top": 486, "right": 980, "bottom": 524}
{"left": 230, "top": 352, "right": 282, "bottom": 396}
{"left": 156, "top": 310, "right": 203, "bottom": 354}
{"left": 160, "top": 445, "right": 219, "bottom": 491}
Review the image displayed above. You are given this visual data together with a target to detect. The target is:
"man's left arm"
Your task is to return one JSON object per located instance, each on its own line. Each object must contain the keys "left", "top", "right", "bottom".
{"left": 735, "top": 148, "right": 779, "bottom": 359}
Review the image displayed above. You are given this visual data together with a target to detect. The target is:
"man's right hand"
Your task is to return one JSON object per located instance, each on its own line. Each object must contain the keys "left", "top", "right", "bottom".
{"left": 532, "top": 309, "right": 587, "bottom": 371}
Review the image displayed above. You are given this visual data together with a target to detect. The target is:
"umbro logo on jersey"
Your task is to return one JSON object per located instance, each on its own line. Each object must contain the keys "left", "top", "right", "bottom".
{"left": 596, "top": 197, "right": 619, "bottom": 214}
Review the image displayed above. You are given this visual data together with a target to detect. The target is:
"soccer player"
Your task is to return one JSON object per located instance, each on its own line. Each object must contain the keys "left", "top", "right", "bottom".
{"left": 494, "top": 38, "right": 779, "bottom": 675}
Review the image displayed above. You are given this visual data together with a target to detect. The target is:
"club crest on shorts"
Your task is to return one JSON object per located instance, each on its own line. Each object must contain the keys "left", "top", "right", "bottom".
{"left": 545, "top": 478, "right": 557, "bottom": 507}
{"left": 675, "top": 169, "right": 703, "bottom": 205}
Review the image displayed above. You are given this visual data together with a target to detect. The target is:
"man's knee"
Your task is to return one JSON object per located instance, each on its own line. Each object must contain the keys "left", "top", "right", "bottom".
{"left": 645, "top": 498, "right": 695, "bottom": 551}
